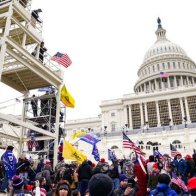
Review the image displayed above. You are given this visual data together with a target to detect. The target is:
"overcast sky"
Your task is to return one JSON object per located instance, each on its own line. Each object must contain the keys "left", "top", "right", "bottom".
{"left": 1, "top": 0, "right": 196, "bottom": 121}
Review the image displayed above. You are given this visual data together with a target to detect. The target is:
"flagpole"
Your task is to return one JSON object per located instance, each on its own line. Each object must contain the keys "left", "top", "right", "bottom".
{"left": 122, "top": 128, "right": 125, "bottom": 159}
{"left": 63, "top": 106, "right": 68, "bottom": 140}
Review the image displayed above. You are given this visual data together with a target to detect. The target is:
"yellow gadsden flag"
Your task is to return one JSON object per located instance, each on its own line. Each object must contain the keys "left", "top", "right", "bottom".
{"left": 63, "top": 141, "right": 87, "bottom": 164}
{"left": 70, "top": 131, "right": 87, "bottom": 140}
{"left": 60, "top": 84, "right": 75, "bottom": 108}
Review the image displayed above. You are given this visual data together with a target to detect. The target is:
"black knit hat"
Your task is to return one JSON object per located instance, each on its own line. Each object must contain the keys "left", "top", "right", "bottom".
{"left": 88, "top": 174, "right": 114, "bottom": 196}
{"left": 7, "top": 145, "right": 14, "bottom": 151}
{"left": 158, "top": 173, "right": 171, "bottom": 185}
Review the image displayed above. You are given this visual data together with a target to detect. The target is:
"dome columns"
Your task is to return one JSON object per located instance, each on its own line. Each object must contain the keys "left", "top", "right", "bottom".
{"left": 184, "top": 97, "right": 191, "bottom": 123}
{"left": 167, "top": 99, "right": 173, "bottom": 126}
{"left": 155, "top": 101, "right": 161, "bottom": 127}
{"left": 135, "top": 75, "right": 196, "bottom": 94}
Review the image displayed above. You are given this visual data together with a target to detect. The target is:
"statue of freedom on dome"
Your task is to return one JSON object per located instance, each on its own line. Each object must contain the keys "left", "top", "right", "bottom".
{"left": 157, "top": 17, "right": 162, "bottom": 28}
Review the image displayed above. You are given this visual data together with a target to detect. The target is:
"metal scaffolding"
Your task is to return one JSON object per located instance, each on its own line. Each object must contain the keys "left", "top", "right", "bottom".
{"left": 0, "top": 0, "right": 64, "bottom": 167}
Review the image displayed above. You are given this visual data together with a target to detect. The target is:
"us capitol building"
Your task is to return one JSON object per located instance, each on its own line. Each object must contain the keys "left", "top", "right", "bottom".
{"left": 65, "top": 19, "right": 196, "bottom": 160}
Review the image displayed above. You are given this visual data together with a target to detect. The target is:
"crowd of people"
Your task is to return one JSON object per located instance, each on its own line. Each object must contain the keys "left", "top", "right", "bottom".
{"left": 0, "top": 145, "right": 196, "bottom": 196}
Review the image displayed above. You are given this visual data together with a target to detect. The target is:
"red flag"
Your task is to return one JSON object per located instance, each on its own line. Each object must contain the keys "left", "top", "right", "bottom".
{"left": 51, "top": 52, "right": 72, "bottom": 68}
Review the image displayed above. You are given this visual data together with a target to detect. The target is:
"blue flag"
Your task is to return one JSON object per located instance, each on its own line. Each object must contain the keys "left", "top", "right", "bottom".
{"left": 2, "top": 150, "right": 17, "bottom": 180}
{"left": 80, "top": 133, "right": 101, "bottom": 146}
{"left": 92, "top": 144, "right": 100, "bottom": 161}
{"left": 108, "top": 149, "right": 117, "bottom": 161}
{"left": 38, "top": 86, "right": 55, "bottom": 92}
{"left": 153, "top": 149, "right": 162, "bottom": 158}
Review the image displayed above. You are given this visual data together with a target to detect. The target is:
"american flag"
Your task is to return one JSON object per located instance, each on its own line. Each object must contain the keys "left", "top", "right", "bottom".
{"left": 27, "top": 140, "right": 39, "bottom": 150}
{"left": 123, "top": 132, "right": 145, "bottom": 155}
{"left": 160, "top": 71, "right": 169, "bottom": 78}
{"left": 171, "top": 177, "right": 188, "bottom": 192}
{"left": 170, "top": 144, "right": 180, "bottom": 157}
{"left": 51, "top": 52, "right": 72, "bottom": 68}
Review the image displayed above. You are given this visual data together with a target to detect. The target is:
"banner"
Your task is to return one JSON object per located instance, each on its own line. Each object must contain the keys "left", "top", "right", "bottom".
{"left": 80, "top": 133, "right": 101, "bottom": 146}
{"left": 63, "top": 141, "right": 86, "bottom": 164}
{"left": 108, "top": 149, "right": 117, "bottom": 161}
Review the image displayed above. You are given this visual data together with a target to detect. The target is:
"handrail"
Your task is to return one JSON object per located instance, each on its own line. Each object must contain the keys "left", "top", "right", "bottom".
{"left": 6, "top": 37, "right": 63, "bottom": 82}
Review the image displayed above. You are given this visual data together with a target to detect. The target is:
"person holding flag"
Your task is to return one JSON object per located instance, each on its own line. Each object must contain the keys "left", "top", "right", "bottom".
{"left": 108, "top": 160, "right": 120, "bottom": 190}
{"left": 122, "top": 132, "right": 147, "bottom": 196}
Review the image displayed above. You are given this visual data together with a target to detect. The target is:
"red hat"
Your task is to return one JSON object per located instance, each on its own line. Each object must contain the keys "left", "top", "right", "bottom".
{"left": 100, "top": 158, "right": 105, "bottom": 163}
{"left": 26, "top": 185, "right": 33, "bottom": 191}
{"left": 185, "top": 154, "right": 192, "bottom": 159}
{"left": 188, "top": 177, "right": 196, "bottom": 190}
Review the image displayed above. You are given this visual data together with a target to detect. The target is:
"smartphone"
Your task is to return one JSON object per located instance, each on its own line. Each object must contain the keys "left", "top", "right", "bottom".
{"left": 127, "top": 183, "right": 132, "bottom": 188}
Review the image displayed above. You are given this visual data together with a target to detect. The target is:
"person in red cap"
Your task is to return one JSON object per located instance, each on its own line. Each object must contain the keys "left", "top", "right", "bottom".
{"left": 184, "top": 155, "right": 195, "bottom": 178}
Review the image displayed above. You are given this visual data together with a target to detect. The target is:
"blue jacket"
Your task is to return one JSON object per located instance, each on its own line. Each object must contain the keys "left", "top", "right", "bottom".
{"left": 149, "top": 183, "right": 178, "bottom": 196}
{"left": 173, "top": 159, "right": 187, "bottom": 176}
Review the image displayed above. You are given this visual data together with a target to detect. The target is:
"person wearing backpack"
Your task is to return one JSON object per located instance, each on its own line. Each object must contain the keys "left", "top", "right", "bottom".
{"left": 149, "top": 173, "right": 178, "bottom": 196}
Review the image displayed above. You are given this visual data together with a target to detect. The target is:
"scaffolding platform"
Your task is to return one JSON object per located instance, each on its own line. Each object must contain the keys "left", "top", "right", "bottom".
{"left": 28, "top": 115, "right": 56, "bottom": 124}
{"left": 0, "top": 0, "right": 64, "bottom": 167}
{"left": 28, "top": 115, "right": 64, "bottom": 124}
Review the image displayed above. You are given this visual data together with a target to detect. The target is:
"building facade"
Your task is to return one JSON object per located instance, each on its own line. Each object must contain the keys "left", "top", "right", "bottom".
{"left": 65, "top": 20, "right": 196, "bottom": 161}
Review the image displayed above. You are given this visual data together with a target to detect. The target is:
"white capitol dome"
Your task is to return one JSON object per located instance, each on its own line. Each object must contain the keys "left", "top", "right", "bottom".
{"left": 134, "top": 18, "right": 196, "bottom": 94}
{"left": 143, "top": 39, "right": 187, "bottom": 63}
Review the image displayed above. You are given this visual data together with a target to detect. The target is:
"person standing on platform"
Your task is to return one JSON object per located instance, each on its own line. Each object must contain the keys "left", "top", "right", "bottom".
{"left": 31, "top": 9, "right": 42, "bottom": 27}
{"left": 39, "top": 41, "right": 47, "bottom": 63}
{"left": 31, "top": 95, "right": 38, "bottom": 117}
{"left": 31, "top": 41, "right": 47, "bottom": 64}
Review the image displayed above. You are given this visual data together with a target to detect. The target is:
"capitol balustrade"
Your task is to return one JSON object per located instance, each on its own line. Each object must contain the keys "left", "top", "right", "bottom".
{"left": 99, "top": 122, "right": 196, "bottom": 138}
{"left": 137, "top": 67, "right": 196, "bottom": 81}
